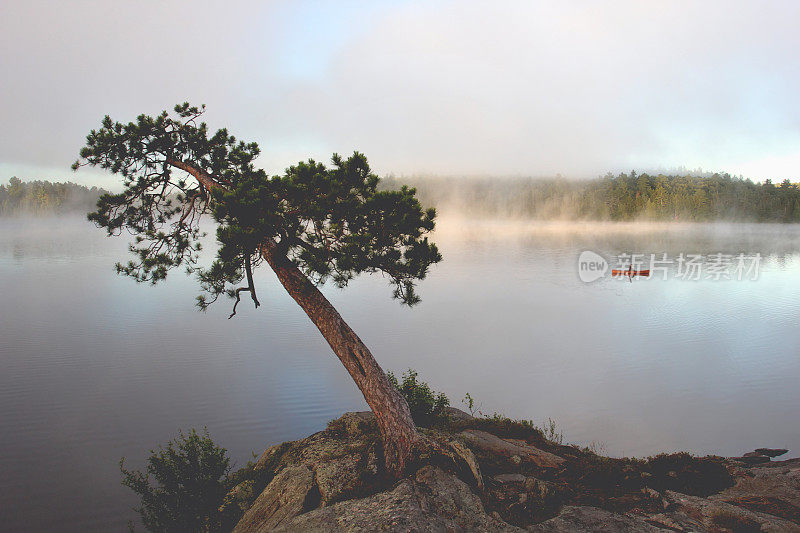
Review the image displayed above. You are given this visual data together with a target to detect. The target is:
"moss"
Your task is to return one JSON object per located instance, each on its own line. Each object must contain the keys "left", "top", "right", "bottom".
{"left": 325, "top": 416, "right": 348, "bottom": 436}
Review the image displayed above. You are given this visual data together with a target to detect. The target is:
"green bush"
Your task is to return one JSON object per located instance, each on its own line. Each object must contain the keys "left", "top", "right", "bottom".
{"left": 387, "top": 369, "right": 449, "bottom": 426}
{"left": 120, "top": 429, "right": 232, "bottom": 532}
{"left": 644, "top": 452, "right": 732, "bottom": 496}
{"left": 460, "top": 413, "right": 546, "bottom": 443}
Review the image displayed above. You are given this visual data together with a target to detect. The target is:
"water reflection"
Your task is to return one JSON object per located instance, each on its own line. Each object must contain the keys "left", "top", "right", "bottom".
{"left": 1, "top": 216, "right": 799, "bottom": 531}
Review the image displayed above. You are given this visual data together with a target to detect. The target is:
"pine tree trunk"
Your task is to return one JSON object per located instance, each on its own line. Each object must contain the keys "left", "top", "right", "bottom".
{"left": 259, "top": 239, "right": 419, "bottom": 478}
{"left": 167, "top": 157, "right": 420, "bottom": 476}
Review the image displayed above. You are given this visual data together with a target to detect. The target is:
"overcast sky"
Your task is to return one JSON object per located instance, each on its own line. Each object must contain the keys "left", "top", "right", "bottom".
{"left": 1, "top": 0, "right": 799, "bottom": 186}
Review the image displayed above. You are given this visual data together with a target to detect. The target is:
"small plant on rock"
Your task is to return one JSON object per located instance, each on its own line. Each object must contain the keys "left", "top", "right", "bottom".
{"left": 462, "top": 392, "right": 483, "bottom": 417}
{"left": 387, "top": 369, "right": 449, "bottom": 426}
{"left": 542, "top": 417, "right": 564, "bottom": 445}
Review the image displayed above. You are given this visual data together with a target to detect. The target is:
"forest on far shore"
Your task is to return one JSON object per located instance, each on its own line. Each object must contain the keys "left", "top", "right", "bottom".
{"left": 383, "top": 172, "right": 800, "bottom": 222}
{"left": 0, "top": 177, "right": 107, "bottom": 215}
{"left": 4, "top": 172, "right": 800, "bottom": 222}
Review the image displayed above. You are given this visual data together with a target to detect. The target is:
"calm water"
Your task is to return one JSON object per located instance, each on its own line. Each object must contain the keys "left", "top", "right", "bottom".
{"left": 1, "top": 216, "right": 799, "bottom": 531}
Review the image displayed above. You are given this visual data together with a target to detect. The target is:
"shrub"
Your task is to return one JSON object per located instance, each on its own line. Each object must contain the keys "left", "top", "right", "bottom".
{"left": 541, "top": 417, "right": 564, "bottom": 445}
{"left": 460, "top": 413, "right": 546, "bottom": 443}
{"left": 462, "top": 392, "right": 481, "bottom": 416}
{"left": 120, "top": 429, "right": 231, "bottom": 532}
{"left": 387, "top": 369, "right": 449, "bottom": 426}
{"left": 645, "top": 452, "right": 733, "bottom": 496}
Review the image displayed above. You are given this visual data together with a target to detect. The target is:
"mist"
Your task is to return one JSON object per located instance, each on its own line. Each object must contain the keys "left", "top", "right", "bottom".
{"left": 384, "top": 172, "right": 800, "bottom": 223}
{"left": 2, "top": 1, "right": 800, "bottom": 186}
{"left": 0, "top": 178, "right": 106, "bottom": 216}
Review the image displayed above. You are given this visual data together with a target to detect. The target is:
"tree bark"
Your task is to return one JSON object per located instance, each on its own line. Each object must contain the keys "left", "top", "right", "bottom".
{"left": 260, "top": 240, "right": 419, "bottom": 477}
{"left": 167, "top": 157, "right": 419, "bottom": 477}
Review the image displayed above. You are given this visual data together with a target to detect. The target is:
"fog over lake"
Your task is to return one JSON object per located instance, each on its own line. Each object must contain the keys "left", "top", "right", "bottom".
{"left": 1, "top": 216, "right": 799, "bottom": 531}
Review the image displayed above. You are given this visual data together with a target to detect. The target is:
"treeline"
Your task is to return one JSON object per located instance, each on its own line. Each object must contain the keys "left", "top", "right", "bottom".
{"left": 5, "top": 173, "right": 799, "bottom": 221}
{"left": 382, "top": 172, "right": 800, "bottom": 222}
{"left": 0, "top": 177, "right": 107, "bottom": 215}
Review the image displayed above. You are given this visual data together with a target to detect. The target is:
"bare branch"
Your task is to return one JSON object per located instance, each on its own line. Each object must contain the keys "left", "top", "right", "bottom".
{"left": 244, "top": 254, "right": 260, "bottom": 309}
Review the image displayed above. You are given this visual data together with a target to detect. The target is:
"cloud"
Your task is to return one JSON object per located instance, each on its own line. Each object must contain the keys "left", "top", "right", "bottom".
{"left": 1, "top": 0, "right": 799, "bottom": 185}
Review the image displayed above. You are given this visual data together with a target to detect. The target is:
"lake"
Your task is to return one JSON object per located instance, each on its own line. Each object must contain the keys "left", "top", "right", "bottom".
{"left": 1, "top": 216, "right": 799, "bottom": 531}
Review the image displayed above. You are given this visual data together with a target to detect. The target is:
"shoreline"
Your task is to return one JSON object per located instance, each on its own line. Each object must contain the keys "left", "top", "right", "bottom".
{"left": 225, "top": 410, "right": 800, "bottom": 532}
{"left": 432, "top": 215, "right": 800, "bottom": 237}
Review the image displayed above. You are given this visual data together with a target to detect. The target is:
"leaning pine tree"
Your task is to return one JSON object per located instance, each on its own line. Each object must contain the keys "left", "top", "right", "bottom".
{"left": 74, "top": 103, "right": 442, "bottom": 477}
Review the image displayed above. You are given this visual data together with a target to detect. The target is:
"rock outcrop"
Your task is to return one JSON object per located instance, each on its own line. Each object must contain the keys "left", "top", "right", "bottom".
{"left": 227, "top": 411, "right": 800, "bottom": 532}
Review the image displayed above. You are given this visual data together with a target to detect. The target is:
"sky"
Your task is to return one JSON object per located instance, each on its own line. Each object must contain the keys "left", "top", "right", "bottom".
{"left": 1, "top": 0, "right": 799, "bottom": 187}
